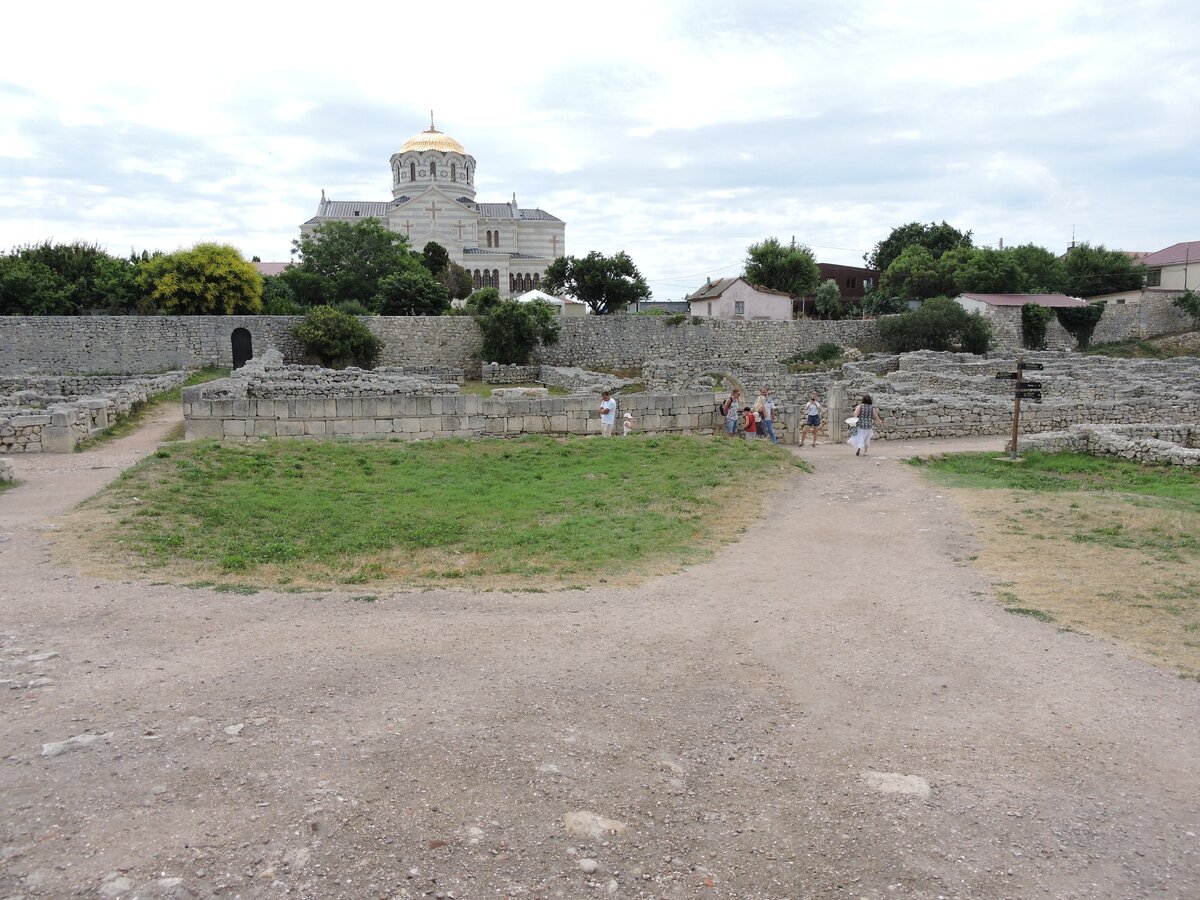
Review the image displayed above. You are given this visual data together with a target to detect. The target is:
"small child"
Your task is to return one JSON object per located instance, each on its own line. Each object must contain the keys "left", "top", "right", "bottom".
{"left": 622, "top": 412, "right": 637, "bottom": 436}
{"left": 742, "top": 406, "right": 757, "bottom": 441}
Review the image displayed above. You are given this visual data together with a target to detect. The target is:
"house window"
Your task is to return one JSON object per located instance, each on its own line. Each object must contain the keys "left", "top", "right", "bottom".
{"left": 734, "top": 301, "right": 745, "bottom": 316}
{"left": 707, "top": 302, "right": 712, "bottom": 316}
{"left": 1146, "top": 268, "right": 1162, "bottom": 287}
{"left": 451, "top": 163, "right": 456, "bottom": 182}
{"left": 864, "top": 278, "right": 873, "bottom": 289}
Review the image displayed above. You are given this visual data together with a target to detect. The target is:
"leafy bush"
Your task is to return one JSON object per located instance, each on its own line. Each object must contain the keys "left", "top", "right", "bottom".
{"left": 291, "top": 306, "right": 383, "bottom": 369}
{"left": 878, "top": 296, "right": 992, "bottom": 354}
{"left": 477, "top": 299, "right": 561, "bottom": 364}
{"left": 333, "top": 299, "right": 373, "bottom": 316}
{"left": 814, "top": 279, "right": 841, "bottom": 319}
{"left": 784, "top": 342, "right": 844, "bottom": 373}
{"left": 1021, "top": 303, "right": 1054, "bottom": 349}
{"left": 136, "top": 243, "right": 262, "bottom": 315}
{"left": 1055, "top": 302, "right": 1105, "bottom": 349}
{"left": 1172, "top": 290, "right": 1200, "bottom": 324}
{"left": 663, "top": 312, "right": 687, "bottom": 326}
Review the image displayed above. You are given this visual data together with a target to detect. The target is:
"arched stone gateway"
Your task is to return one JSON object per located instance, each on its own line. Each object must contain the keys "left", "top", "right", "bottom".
{"left": 231, "top": 328, "right": 253, "bottom": 369}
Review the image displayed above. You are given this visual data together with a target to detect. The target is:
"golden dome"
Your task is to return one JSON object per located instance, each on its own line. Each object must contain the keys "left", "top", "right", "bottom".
{"left": 400, "top": 127, "right": 466, "bottom": 154}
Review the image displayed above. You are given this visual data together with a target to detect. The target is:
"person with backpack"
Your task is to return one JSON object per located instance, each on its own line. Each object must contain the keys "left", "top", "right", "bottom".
{"left": 721, "top": 389, "right": 741, "bottom": 437}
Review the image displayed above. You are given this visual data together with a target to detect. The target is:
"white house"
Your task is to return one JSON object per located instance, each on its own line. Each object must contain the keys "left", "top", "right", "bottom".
{"left": 686, "top": 277, "right": 793, "bottom": 320}
{"left": 1089, "top": 239, "right": 1199, "bottom": 306}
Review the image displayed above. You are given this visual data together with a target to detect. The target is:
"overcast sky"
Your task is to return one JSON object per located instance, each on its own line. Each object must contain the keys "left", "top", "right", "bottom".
{"left": 2, "top": 0, "right": 1196, "bottom": 299}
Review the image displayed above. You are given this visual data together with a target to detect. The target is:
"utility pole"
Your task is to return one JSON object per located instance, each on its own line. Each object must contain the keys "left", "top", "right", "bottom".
{"left": 997, "top": 357, "right": 1044, "bottom": 460}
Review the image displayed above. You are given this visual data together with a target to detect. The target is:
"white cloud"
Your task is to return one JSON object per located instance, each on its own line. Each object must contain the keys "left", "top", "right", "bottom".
{"left": 0, "top": 0, "right": 1196, "bottom": 295}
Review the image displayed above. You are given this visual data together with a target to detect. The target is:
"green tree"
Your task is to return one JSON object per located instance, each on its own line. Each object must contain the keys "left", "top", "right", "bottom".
{"left": 542, "top": 250, "right": 650, "bottom": 315}
{"left": 420, "top": 241, "right": 450, "bottom": 277}
{"left": 0, "top": 254, "right": 72, "bottom": 315}
{"left": 878, "top": 296, "right": 992, "bottom": 354}
{"left": 1021, "top": 303, "right": 1054, "bottom": 349}
{"left": 136, "top": 243, "right": 262, "bottom": 315}
{"left": 814, "top": 278, "right": 841, "bottom": 319}
{"left": 954, "top": 248, "right": 1025, "bottom": 294}
{"left": 291, "top": 306, "right": 383, "bottom": 368}
{"left": 375, "top": 270, "right": 450, "bottom": 315}
{"left": 290, "top": 219, "right": 420, "bottom": 308}
{"left": 1006, "top": 244, "right": 1065, "bottom": 293}
{"left": 743, "top": 237, "right": 820, "bottom": 297}
{"left": 463, "top": 287, "right": 502, "bottom": 315}
{"left": 441, "top": 262, "right": 474, "bottom": 301}
{"left": 866, "top": 221, "right": 974, "bottom": 271}
{"left": 880, "top": 245, "right": 940, "bottom": 300}
{"left": 261, "top": 275, "right": 303, "bottom": 315}
{"left": 1061, "top": 243, "right": 1145, "bottom": 297}
{"left": 0, "top": 241, "right": 141, "bottom": 314}
{"left": 477, "top": 299, "right": 561, "bottom": 364}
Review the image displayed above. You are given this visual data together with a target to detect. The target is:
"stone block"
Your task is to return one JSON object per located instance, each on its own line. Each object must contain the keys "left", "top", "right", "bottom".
{"left": 375, "top": 419, "right": 394, "bottom": 433}
{"left": 305, "top": 420, "right": 327, "bottom": 435}
{"left": 185, "top": 418, "right": 224, "bottom": 440}
{"left": 211, "top": 400, "right": 233, "bottom": 418}
{"left": 254, "top": 399, "right": 275, "bottom": 418}
{"left": 352, "top": 419, "right": 374, "bottom": 434}
{"left": 400, "top": 418, "right": 422, "bottom": 433}
{"left": 333, "top": 420, "right": 354, "bottom": 434}
{"left": 232, "top": 399, "right": 250, "bottom": 417}
{"left": 278, "top": 421, "right": 305, "bottom": 436}
{"left": 223, "top": 419, "right": 247, "bottom": 436}
{"left": 336, "top": 398, "right": 353, "bottom": 417}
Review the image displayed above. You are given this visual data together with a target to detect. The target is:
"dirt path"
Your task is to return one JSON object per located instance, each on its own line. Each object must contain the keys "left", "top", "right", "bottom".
{"left": 1, "top": 429, "right": 1197, "bottom": 899}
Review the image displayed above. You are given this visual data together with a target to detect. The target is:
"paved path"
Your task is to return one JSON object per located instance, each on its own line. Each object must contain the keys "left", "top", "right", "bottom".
{"left": 1, "top": 428, "right": 1197, "bottom": 899}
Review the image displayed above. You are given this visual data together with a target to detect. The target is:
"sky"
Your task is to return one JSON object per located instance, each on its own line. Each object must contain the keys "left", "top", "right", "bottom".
{"left": 2, "top": 0, "right": 1196, "bottom": 300}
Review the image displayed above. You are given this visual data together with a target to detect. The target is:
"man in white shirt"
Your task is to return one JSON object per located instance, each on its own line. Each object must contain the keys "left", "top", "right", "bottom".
{"left": 598, "top": 390, "right": 617, "bottom": 437}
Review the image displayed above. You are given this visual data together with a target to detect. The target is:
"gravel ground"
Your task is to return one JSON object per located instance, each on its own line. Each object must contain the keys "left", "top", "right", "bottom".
{"left": 1, "top": 414, "right": 1198, "bottom": 899}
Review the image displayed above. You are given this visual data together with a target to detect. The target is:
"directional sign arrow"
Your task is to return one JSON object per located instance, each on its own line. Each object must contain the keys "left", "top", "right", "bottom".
{"left": 1023, "top": 362, "right": 1045, "bottom": 371}
{"left": 1016, "top": 391, "right": 1043, "bottom": 401}
{"left": 996, "top": 372, "right": 1018, "bottom": 380}
{"left": 1017, "top": 381, "right": 1042, "bottom": 390}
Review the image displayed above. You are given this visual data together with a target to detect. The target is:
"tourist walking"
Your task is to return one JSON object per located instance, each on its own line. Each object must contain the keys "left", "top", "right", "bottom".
{"left": 721, "top": 389, "right": 742, "bottom": 437}
{"left": 800, "top": 393, "right": 822, "bottom": 447}
{"left": 848, "top": 393, "right": 883, "bottom": 456}
{"left": 754, "top": 387, "right": 778, "bottom": 444}
{"left": 622, "top": 412, "right": 637, "bottom": 436}
{"left": 598, "top": 390, "right": 617, "bottom": 437}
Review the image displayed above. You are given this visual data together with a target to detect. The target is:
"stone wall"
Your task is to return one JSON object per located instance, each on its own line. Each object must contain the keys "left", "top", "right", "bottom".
{"left": 984, "top": 293, "right": 1194, "bottom": 351}
{"left": 481, "top": 363, "right": 541, "bottom": 384}
{"left": 1019, "top": 423, "right": 1200, "bottom": 466}
{"left": 1, "top": 371, "right": 188, "bottom": 453}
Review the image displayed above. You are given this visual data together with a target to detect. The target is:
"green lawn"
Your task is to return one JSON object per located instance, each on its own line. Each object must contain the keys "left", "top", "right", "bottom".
{"left": 78, "top": 434, "right": 802, "bottom": 589}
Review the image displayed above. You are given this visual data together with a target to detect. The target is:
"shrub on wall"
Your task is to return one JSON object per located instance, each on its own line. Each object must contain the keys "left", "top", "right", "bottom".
{"left": 1172, "top": 290, "right": 1200, "bottom": 325}
{"left": 477, "top": 299, "right": 561, "bottom": 365}
{"left": 291, "top": 306, "right": 383, "bottom": 369}
{"left": 877, "top": 296, "right": 992, "bottom": 354}
{"left": 1055, "top": 302, "right": 1105, "bottom": 350}
{"left": 1021, "top": 303, "right": 1054, "bottom": 349}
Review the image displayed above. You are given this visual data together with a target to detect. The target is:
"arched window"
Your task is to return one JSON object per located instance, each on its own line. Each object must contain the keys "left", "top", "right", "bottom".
{"left": 524, "top": 273, "right": 533, "bottom": 291}
{"left": 494, "top": 231, "right": 501, "bottom": 248}
{"left": 473, "top": 270, "right": 482, "bottom": 289}
{"left": 486, "top": 231, "right": 492, "bottom": 248}
{"left": 451, "top": 163, "right": 456, "bottom": 182}
{"left": 509, "top": 273, "right": 516, "bottom": 292}
{"left": 533, "top": 272, "right": 540, "bottom": 287}
{"left": 409, "top": 162, "right": 415, "bottom": 181}
{"left": 492, "top": 269, "right": 499, "bottom": 288}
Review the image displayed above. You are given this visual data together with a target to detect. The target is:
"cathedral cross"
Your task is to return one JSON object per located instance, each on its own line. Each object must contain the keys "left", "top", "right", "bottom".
{"left": 425, "top": 200, "right": 439, "bottom": 225}
{"left": 402, "top": 221, "right": 413, "bottom": 237}
{"left": 551, "top": 235, "right": 560, "bottom": 256}
{"left": 454, "top": 221, "right": 466, "bottom": 240}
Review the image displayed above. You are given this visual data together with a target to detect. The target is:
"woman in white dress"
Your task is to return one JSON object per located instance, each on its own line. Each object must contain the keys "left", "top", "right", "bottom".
{"left": 848, "top": 393, "right": 883, "bottom": 456}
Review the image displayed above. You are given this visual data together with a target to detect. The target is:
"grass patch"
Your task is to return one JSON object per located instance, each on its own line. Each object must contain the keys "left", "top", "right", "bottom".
{"left": 1005, "top": 607, "right": 1056, "bottom": 622}
{"left": 916, "top": 450, "right": 1200, "bottom": 678}
{"left": 75, "top": 367, "right": 229, "bottom": 452}
{"left": 784, "top": 342, "right": 845, "bottom": 374}
{"left": 460, "top": 381, "right": 570, "bottom": 397}
{"left": 1084, "top": 337, "right": 1195, "bottom": 359}
{"left": 0, "top": 480, "right": 16, "bottom": 494}
{"left": 65, "top": 434, "right": 801, "bottom": 591}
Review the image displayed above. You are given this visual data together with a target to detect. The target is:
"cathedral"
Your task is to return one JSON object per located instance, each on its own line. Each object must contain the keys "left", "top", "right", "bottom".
{"left": 301, "top": 118, "right": 566, "bottom": 296}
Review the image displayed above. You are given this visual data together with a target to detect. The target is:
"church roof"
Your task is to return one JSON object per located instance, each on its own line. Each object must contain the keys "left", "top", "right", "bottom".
{"left": 477, "top": 203, "right": 561, "bottom": 222}
{"left": 400, "top": 127, "right": 467, "bottom": 154}
{"left": 312, "top": 200, "right": 390, "bottom": 219}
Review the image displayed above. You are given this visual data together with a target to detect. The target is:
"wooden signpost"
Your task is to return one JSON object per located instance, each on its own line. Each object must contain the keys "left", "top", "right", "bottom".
{"left": 996, "top": 357, "right": 1044, "bottom": 460}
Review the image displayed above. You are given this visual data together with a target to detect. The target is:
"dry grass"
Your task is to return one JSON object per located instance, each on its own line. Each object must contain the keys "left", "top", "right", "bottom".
{"left": 953, "top": 488, "right": 1200, "bottom": 678}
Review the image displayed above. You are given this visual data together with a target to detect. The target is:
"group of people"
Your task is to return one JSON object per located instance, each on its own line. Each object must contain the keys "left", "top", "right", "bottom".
{"left": 720, "top": 387, "right": 782, "bottom": 443}
{"left": 601, "top": 385, "right": 883, "bottom": 455}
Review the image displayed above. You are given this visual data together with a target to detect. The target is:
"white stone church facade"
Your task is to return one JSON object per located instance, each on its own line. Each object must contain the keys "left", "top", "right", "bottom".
{"left": 301, "top": 121, "right": 565, "bottom": 296}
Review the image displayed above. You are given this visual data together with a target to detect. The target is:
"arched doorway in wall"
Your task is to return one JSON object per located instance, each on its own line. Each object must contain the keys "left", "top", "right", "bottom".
{"left": 231, "top": 328, "right": 253, "bottom": 369}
